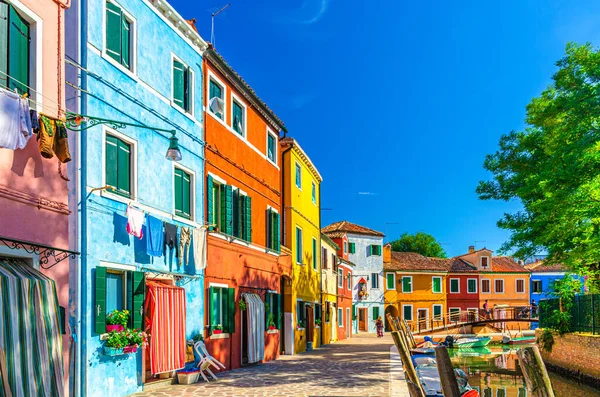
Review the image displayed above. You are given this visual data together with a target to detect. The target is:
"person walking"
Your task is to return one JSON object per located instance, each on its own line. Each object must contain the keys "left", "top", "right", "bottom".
{"left": 375, "top": 316, "right": 384, "bottom": 338}
{"left": 531, "top": 300, "right": 538, "bottom": 318}
{"left": 483, "top": 300, "right": 490, "bottom": 319}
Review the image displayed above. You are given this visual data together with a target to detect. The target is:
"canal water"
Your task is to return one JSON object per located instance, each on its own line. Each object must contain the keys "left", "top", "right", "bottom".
{"left": 449, "top": 344, "right": 600, "bottom": 397}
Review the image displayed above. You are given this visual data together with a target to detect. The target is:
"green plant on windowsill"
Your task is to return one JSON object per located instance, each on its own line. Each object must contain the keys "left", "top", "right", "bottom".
{"left": 106, "top": 309, "right": 130, "bottom": 327}
{"left": 238, "top": 300, "right": 247, "bottom": 311}
{"left": 297, "top": 320, "right": 306, "bottom": 329}
{"left": 315, "top": 318, "right": 321, "bottom": 327}
{"left": 104, "top": 330, "right": 128, "bottom": 350}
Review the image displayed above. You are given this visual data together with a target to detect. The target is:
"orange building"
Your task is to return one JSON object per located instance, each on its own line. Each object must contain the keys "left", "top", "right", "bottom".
{"left": 202, "top": 46, "right": 290, "bottom": 370}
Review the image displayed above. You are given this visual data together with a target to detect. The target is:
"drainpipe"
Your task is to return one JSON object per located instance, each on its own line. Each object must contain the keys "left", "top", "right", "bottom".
{"left": 318, "top": 182, "right": 323, "bottom": 346}
{"left": 280, "top": 143, "right": 292, "bottom": 249}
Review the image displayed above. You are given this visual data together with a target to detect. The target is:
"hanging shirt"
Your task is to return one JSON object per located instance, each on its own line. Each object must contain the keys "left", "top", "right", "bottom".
{"left": 164, "top": 222, "right": 178, "bottom": 257}
{"left": 0, "top": 88, "right": 29, "bottom": 150}
{"left": 126, "top": 206, "right": 145, "bottom": 239}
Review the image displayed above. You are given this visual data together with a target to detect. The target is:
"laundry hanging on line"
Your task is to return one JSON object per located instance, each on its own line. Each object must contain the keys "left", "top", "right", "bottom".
{"left": 164, "top": 222, "right": 178, "bottom": 257}
{"left": 0, "top": 86, "right": 32, "bottom": 150}
{"left": 146, "top": 214, "right": 164, "bottom": 257}
{"left": 126, "top": 205, "right": 145, "bottom": 239}
{"left": 38, "top": 114, "right": 72, "bottom": 163}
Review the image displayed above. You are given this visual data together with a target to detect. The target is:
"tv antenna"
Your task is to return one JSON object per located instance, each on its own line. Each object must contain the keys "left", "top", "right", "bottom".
{"left": 211, "top": 3, "right": 230, "bottom": 47}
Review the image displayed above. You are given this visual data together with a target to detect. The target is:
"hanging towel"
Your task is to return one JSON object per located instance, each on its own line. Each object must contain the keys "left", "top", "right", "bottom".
{"left": 164, "top": 222, "right": 178, "bottom": 256}
{"left": 179, "top": 227, "right": 191, "bottom": 266}
{"left": 192, "top": 227, "right": 207, "bottom": 270}
{"left": 0, "top": 88, "right": 29, "bottom": 150}
{"left": 19, "top": 96, "right": 32, "bottom": 139}
{"left": 126, "top": 205, "right": 145, "bottom": 239}
{"left": 146, "top": 215, "right": 164, "bottom": 257}
{"left": 53, "top": 120, "right": 71, "bottom": 163}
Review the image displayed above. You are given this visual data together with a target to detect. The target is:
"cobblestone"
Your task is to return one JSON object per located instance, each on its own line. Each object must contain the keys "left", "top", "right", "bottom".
{"left": 130, "top": 334, "right": 409, "bottom": 397}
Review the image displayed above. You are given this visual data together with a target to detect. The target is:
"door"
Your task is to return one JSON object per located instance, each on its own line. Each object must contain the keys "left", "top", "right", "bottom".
{"left": 417, "top": 309, "right": 427, "bottom": 330}
{"left": 306, "top": 305, "right": 314, "bottom": 343}
{"left": 331, "top": 305, "right": 337, "bottom": 341}
{"left": 358, "top": 308, "right": 367, "bottom": 331}
{"left": 346, "top": 308, "right": 351, "bottom": 337}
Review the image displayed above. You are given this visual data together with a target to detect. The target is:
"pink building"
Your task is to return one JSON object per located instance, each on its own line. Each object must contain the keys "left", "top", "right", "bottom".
{"left": 0, "top": 1, "right": 76, "bottom": 395}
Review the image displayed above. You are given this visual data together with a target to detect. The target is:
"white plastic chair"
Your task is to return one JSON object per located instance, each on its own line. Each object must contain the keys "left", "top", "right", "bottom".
{"left": 193, "top": 343, "right": 218, "bottom": 382}
{"left": 194, "top": 341, "right": 226, "bottom": 370}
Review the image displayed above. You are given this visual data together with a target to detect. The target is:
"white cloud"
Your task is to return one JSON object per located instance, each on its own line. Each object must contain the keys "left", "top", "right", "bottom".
{"left": 358, "top": 192, "right": 377, "bottom": 196}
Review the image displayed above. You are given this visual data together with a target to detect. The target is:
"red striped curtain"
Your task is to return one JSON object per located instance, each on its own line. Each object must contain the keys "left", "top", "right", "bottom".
{"left": 144, "top": 281, "right": 187, "bottom": 374}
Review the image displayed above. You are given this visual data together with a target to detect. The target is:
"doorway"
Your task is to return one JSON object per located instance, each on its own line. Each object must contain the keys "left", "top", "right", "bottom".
{"left": 385, "top": 305, "right": 399, "bottom": 332}
{"left": 417, "top": 308, "right": 428, "bottom": 330}
{"left": 358, "top": 308, "right": 367, "bottom": 331}
{"left": 306, "top": 305, "right": 314, "bottom": 346}
{"left": 346, "top": 308, "right": 351, "bottom": 336}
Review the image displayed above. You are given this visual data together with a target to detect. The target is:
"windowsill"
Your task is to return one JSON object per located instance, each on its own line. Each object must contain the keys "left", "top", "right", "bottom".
{"left": 266, "top": 157, "right": 279, "bottom": 170}
{"left": 296, "top": 263, "right": 305, "bottom": 266}
{"left": 266, "top": 329, "right": 279, "bottom": 334}
{"left": 101, "top": 51, "right": 138, "bottom": 82}
{"left": 173, "top": 215, "right": 198, "bottom": 228}
{"left": 209, "top": 333, "right": 230, "bottom": 340}
{"left": 296, "top": 328, "right": 305, "bottom": 331}
{"left": 100, "top": 190, "right": 135, "bottom": 205}
{"left": 171, "top": 100, "right": 197, "bottom": 123}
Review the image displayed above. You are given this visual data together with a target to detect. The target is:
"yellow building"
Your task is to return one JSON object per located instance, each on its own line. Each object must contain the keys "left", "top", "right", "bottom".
{"left": 321, "top": 233, "right": 339, "bottom": 344}
{"left": 383, "top": 244, "right": 449, "bottom": 332}
{"left": 280, "top": 137, "right": 322, "bottom": 354}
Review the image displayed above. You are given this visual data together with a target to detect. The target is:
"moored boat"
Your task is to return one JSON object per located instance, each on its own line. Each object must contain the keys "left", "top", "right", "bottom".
{"left": 502, "top": 335, "right": 535, "bottom": 345}
{"left": 454, "top": 336, "right": 491, "bottom": 348}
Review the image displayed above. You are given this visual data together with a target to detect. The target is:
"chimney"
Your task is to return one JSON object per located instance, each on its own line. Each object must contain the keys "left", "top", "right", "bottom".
{"left": 468, "top": 245, "right": 475, "bottom": 253}
{"left": 383, "top": 243, "right": 392, "bottom": 263}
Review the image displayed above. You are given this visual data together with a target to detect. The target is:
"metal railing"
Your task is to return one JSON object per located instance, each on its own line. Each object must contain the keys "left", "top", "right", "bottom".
{"left": 539, "top": 294, "right": 600, "bottom": 335}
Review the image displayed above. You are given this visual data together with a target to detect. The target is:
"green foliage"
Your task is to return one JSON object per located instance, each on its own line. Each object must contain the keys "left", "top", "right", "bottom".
{"left": 191, "top": 333, "right": 204, "bottom": 342}
{"left": 213, "top": 324, "right": 223, "bottom": 331}
{"left": 105, "top": 330, "right": 129, "bottom": 349}
{"left": 537, "top": 328, "right": 555, "bottom": 352}
{"left": 541, "top": 276, "right": 583, "bottom": 334}
{"left": 476, "top": 42, "right": 600, "bottom": 283}
{"left": 238, "top": 300, "right": 247, "bottom": 311}
{"left": 390, "top": 232, "right": 447, "bottom": 258}
{"left": 106, "top": 309, "right": 130, "bottom": 326}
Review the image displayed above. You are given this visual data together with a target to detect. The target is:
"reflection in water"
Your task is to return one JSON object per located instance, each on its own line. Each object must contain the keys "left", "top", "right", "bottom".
{"left": 449, "top": 345, "right": 600, "bottom": 397}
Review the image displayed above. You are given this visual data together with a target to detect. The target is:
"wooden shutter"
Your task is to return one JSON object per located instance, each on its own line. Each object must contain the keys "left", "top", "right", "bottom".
{"left": 373, "top": 306, "right": 379, "bottom": 321}
{"left": 264, "top": 292, "right": 271, "bottom": 328}
{"left": 0, "top": 3, "right": 8, "bottom": 90}
{"left": 130, "top": 271, "right": 145, "bottom": 329}
{"left": 116, "top": 138, "right": 131, "bottom": 197}
{"left": 266, "top": 208, "right": 272, "bottom": 249}
{"left": 209, "top": 286, "right": 217, "bottom": 327}
{"left": 105, "top": 2, "right": 122, "bottom": 63}
{"left": 207, "top": 175, "right": 214, "bottom": 230}
{"left": 8, "top": 5, "right": 29, "bottom": 95}
{"left": 174, "top": 168, "right": 183, "bottom": 216}
{"left": 273, "top": 212, "right": 280, "bottom": 252}
{"left": 94, "top": 267, "right": 107, "bottom": 334}
{"left": 173, "top": 60, "right": 185, "bottom": 108}
{"left": 220, "top": 184, "right": 233, "bottom": 235}
{"left": 349, "top": 243, "right": 355, "bottom": 254}
{"left": 403, "top": 277, "right": 410, "bottom": 292}
{"left": 105, "top": 135, "right": 118, "bottom": 189}
{"left": 183, "top": 67, "right": 191, "bottom": 112}
{"left": 121, "top": 17, "right": 130, "bottom": 68}
{"left": 227, "top": 287, "right": 235, "bottom": 333}
{"left": 182, "top": 170, "right": 191, "bottom": 218}
{"left": 232, "top": 189, "right": 240, "bottom": 237}
{"left": 275, "top": 293, "right": 281, "bottom": 329}
{"left": 312, "top": 238, "right": 317, "bottom": 269}
{"left": 244, "top": 195, "right": 252, "bottom": 242}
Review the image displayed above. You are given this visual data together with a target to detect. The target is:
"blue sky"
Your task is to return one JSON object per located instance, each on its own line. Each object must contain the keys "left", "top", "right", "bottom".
{"left": 170, "top": 0, "right": 600, "bottom": 257}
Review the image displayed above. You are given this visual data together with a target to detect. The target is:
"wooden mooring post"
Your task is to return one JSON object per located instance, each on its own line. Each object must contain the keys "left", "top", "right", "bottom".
{"left": 391, "top": 331, "right": 425, "bottom": 397}
{"left": 434, "top": 346, "right": 461, "bottom": 397}
{"left": 517, "top": 346, "right": 555, "bottom": 397}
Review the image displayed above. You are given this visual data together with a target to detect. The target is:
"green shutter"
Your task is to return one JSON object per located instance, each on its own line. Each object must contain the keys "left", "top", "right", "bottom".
{"left": 376, "top": 245, "right": 382, "bottom": 255}
{"left": 209, "top": 287, "right": 217, "bottom": 327}
{"left": 403, "top": 305, "right": 412, "bottom": 320}
{"left": 121, "top": 17, "right": 130, "bottom": 68}
{"left": 387, "top": 274, "right": 394, "bottom": 290}
{"left": 94, "top": 267, "right": 107, "bottom": 334}
{"left": 105, "top": 135, "right": 118, "bottom": 189}
{"left": 275, "top": 293, "right": 281, "bottom": 329}
{"left": 349, "top": 243, "right": 356, "bottom": 254}
{"left": 232, "top": 102, "right": 243, "bottom": 134}
{"left": 244, "top": 195, "right": 252, "bottom": 242}
{"left": 403, "top": 277, "right": 411, "bottom": 292}
{"left": 227, "top": 288, "right": 235, "bottom": 333}
{"left": 0, "top": 3, "right": 8, "bottom": 90}
{"left": 207, "top": 175, "right": 214, "bottom": 230}
{"left": 105, "top": 2, "right": 122, "bottom": 63}
{"left": 116, "top": 138, "right": 131, "bottom": 197}
{"left": 274, "top": 212, "right": 280, "bottom": 252}
{"left": 373, "top": 306, "right": 379, "bottom": 321}
{"left": 433, "top": 277, "right": 441, "bottom": 293}
{"left": 220, "top": 185, "right": 232, "bottom": 235}
{"left": 173, "top": 60, "right": 184, "bottom": 108}
{"left": 183, "top": 67, "right": 191, "bottom": 112}
{"left": 232, "top": 189, "right": 240, "bottom": 237}
{"left": 130, "top": 271, "right": 145, "bottom": 329}
{"left": 182, "top": 171, "right": 191, "bottom": 218}
{"left": 264, "top": 292, "right": 271, "bottom": 328}
{"left": 174, "top": 168, "right": 183, "bottom": 216}
{"left": 312, "top": 238, "right": 317, "bottom": 269}
{"left": 266, "top": 208, "right": 272, "bottom": 249}
{"left": 296, "top": 228, "right": 302, "bottom": 263}
{"left": 8, "top": 5, "right": 29, "bottom": 95}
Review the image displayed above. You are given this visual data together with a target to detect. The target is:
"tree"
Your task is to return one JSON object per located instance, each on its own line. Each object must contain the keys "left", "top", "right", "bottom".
{"left": 390, "top": 232, "right": 447, "bottom": 258}
{"left": 477, "top": 42, "right": 600, "bottom": 285}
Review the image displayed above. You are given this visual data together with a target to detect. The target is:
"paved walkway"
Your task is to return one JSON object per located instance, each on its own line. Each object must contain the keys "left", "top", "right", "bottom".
{"left": 131, "top": 334, "right": 409, "bottom": 397}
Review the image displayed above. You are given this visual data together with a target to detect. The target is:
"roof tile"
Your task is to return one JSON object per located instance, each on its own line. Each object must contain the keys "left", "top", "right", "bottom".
{"left": 322, "top": 221, "right": 384, "bottom": 238}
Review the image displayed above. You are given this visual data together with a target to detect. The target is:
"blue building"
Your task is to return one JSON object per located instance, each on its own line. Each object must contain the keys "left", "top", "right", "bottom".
{"left": 65, "top": 0, "right": 207, "bottom": 395}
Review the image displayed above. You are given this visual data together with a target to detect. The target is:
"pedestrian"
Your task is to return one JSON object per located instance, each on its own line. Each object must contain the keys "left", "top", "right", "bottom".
{"left": 375, "top": 316, "right": 384, "bottom": 338}
{"left": 483, "top": 300, "right": 489, "bottom": 319}
{"left": 531, "top": 300, "right": 537, "bottom": 318}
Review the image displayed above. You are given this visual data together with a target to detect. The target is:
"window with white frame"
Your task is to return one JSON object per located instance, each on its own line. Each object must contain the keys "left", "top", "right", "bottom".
{"left": 267, "top": 131, "right": 277, "bottom": 163}
{"left": 516, "top": 279, "right": 525, "bottom": 293}
{"left": 480, "top": 256, "right": 490, "bottom": 269}
{"left": 311, "top": 181, "right": 316, "bottom": 204}
{"left": 338, "top": 308, "right": 343, "bottom": 326}
{"left": 295, "top": 226, "right": 303, "bottom": 264}
{"left": 532, "top": 280, "right": 542, "bottom": 293}
{"left": 338, "top": 269, "right": 343, "bottom": 288}
{"left": 432, "top": 276, "right": 442, "bottom": 293}
{"left": 105, "top": 130, "right": 136, "bottom": 199}
{"left": 172, "top": 56, "right": 193, "bottom": 114}
{"left": 402, "top": 305, "right": 413, "bottom": 321}
{"left": 495, "top": 279, "right": 504, "bottom": 293}
{"left": 401, "top": 276, "right": 412, "bottom": 293}
{"left": 208, "top": 77, "right": 225, "bottom": 120}
{"left": 433, "top": 304, "right": 443, "bottom": 320}
{"left": 343, "top": 241, "right": 347, "bottom": 253}
{"left": 105, "top": 1, "right": 134, "bottom": 71}
{"left": 371, "top": 273, "right": 379, "bottom": 289}
{"left": 231, "top": 96, "right": 246, "bottom": 136}
{"left": 347, "top": 273, "right": 351, "bottom": 290}
{"left": 449, "top": 308, "right": 460, "bottom": 321}
{"left": 312, "top": 237, "right": 317, "bottom": 270}
{"left": 174, "top": 166, "right": 193, "bottom": 220}
{"left": 322, "top": 247, "right": 328, "bottom": 269}
{"left": 467, "top": 278, "right": 477, "bottom": 294}
{"left": 386, "top": 273, "right": 395, "bottom": 290}
{"left": 481, "top": 279, "right": 491, "bottom": 293}
{"left": 449, "top": 278, "right": 460, "bottom": 293}
{"left": 295, "top": 162, "right": 302, "bottom": 189}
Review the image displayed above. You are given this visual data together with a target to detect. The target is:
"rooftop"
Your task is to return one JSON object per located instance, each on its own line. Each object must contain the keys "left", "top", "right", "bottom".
{"left": 322, "top": 221, "right": 385, "bottom": 238}
{"left": 524, "top": 261, "right": 570, "bottom": 273}
{"left": 384, "top": 252, "right": 450, "bottom": 272}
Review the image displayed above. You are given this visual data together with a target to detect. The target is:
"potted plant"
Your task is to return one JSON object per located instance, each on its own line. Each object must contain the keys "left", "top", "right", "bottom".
{"left": 103, "top": 330, "right": 128, "bottom": 355}
{"left": 212, "top": 324, "right": 223, "bottom": 334}
{"left": 123, "top": 328, "right": 148, "bottom": 353}
{"left": 238, "top": 300, "right": 247, "bottom": 311}
{"left": 106, "top": 309, "right": 130, "bottom": 333}
{"left": 296, "top": 320, "right": 305, "bottom": 330}
{"left": 315, "top": 318, "right": 321, "bottom": 327}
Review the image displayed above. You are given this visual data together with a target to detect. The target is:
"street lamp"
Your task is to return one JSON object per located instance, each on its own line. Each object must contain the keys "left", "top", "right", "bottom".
{"left": 165, "top": 131, "right": 182, "bottom": 161}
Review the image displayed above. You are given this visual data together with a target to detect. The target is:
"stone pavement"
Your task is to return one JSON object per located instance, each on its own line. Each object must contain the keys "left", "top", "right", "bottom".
{"left": 130, "top": 333, "right": 410, "bottom": 397}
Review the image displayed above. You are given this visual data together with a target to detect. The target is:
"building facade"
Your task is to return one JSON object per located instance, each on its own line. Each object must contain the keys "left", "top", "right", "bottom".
{"left": 446, "top": 258, "right": 480, "bottom": 318}
{"left": 323, "top": 221, "right": 384, "bottom": 334}
{"left": 0, "top": 1, "right": 75, "bottom": 395}
{"left": 337, "top": 258, "right": 354, "bottom": 340}
{"left": 280, "top": 137, "right": 322, "bottom": 354}
{"left": 202, "top": 47, "right": 287, "bottom": 370}
{"left": 321, "top": 233, "right": 339, "bottom": 344}
{"left": 66, "top": 1, "right": 206, "bottom": 395}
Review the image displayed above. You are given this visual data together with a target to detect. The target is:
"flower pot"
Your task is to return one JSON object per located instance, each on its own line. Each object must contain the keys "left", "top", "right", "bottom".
{"left": 106, "top": 325, "right": 124, "bottom": 333}
{"left": 123, "top": 345, "right": 138, "bottom": 353}
{"left": 103, "top": 346, "right": 124, "bottom": 356}
{"left": 268, "top": 326, "right": 276, "bottom": 330}
{"left": 177, "top": 371, "right": 200, "bottom": 385}
{"left": 213, "top": 330, "right": 223, "bottom": 335}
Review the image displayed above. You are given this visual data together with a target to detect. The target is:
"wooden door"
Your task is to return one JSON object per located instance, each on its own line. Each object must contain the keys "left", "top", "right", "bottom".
{"left": 306, "top": 306, "right": 314, "bottom": 342}
{"left": 359, "top": 308, "right": 367, "bottom": 331}
{"left": 417, "top": 309, "right": 427, "bottom": 330}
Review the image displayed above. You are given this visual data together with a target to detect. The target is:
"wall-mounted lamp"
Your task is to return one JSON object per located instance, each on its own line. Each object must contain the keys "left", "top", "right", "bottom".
{"left": 166, "top": 132, "right": 182, "bottom": 161}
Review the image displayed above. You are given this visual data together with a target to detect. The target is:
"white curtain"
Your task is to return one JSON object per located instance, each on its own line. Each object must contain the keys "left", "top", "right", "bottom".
{"left": 243, "top": 293, "right": 265, "bottom": 364}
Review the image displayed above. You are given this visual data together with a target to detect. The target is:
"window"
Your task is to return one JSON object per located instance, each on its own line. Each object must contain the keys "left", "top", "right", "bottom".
{"left": 495, "top": 279, "right": 504, "bottom": 293}
{"left": 372, "top": 306, "right": 379, "bottom": 321}
{"left": 371, "top": 273, "right": 379, "bottom": 289}
{"left": 338, "top": 308, "right": 343, "bottom": 326}
{"left": 532, "top": 280, "right": 542, "bottom": 293}
{"left": 174, "top": 167, "right": 192, "bottom": 219}
{"left": 311, "top": 181, "right": 316, "bottom": 204}
{"left": 368, "top": 245, "right": 382, "bottom": 256}
{"left": 433, "top": 304, "right": 442, "bottom": 320}
{"left": 402, "top": 305, "right": 412, "bottom": 321}
{"left": 322, "top": 247, "right": 328, "bottom": 269}
{"left": 209, "top": 286, "right": 235, "bottom": 334}
{"left": 172, "top": 58, "right": 193, "bottom": 113}
{"left": 516, "top": 279, "right": 525, "bottom": 293}
{"left": 295, "top": 162, "right": 302, "bottom": 189}
{"left": 343, "top": 241, "right": 348, "bottom": 253}
{"left": 266, "top": 208, "right": 280, "bottom": 252}
{"left": 386, "top": 273, "right": 395, "bottom": 290}
{"left": 338, "top": 269, "right": 343, "bottom": 288}
{"left": 232, "top": 97, "right": 245, "bottom": 136}
{"left": 349, "top": 242, "right": 356, "bottom": 254}
{"left": 314, "top": 303, "right": 322, "bottom": 326}
{"left": 432, "top": 277, "right": 442, "bottom": 293}
{"left": 449, "top": 308, "right": 460, "bottom": 321}
{"left": 481, "top": 279, "right": 491, "bottom": 294}
{"left": 347, "top": 273, "right": 351, "bottom": 290}
{"left": 312, "top": 237, "right": 317, "bottom": 270}
{"left": 450, "top": 278, "right": 460, "bottom": 293}
{"left": 0, "top": 2, "right": 31, "bottom": 95}
{"left": 267, "top": 132, "right": 277, "bottom": 162}
{"left": 265, "top": 292, "right": 281, "bottom": 330}
{"left": 481, "top": 256, "right": 489, "bottom": 268}
{"left": 208, "top": 78, "right": 224, "bottom": 119}
{"left": 231, "top": 189, "right": 252, "bottom": 241}
{"left": 207, "top": 175, "right": 223, "bottom": 231}
{"left": 206, "top": 177, "right": 251, "bottom": 241}
{"left": 105, "top": 133, "right": 133, "bottom": 198}
{"left": 467, "top": 278, "right": 477, "bottom": 294}
{"left": 402, "top": 276, "right": 412, "bottom": 293}
{"left": 105, "top": 1, "right": 133, "bottom": 70}
{"left": 295, "top": 227, "right": 303, "bottom": 264}
{"left": 331, "top": 253, "right": 336, "bottom": 268}
{"left": 94, "top": 267, "right": 144, "bottom": 334}
{"left": 296, "top": 301, "right": 307, "bottom": 327}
